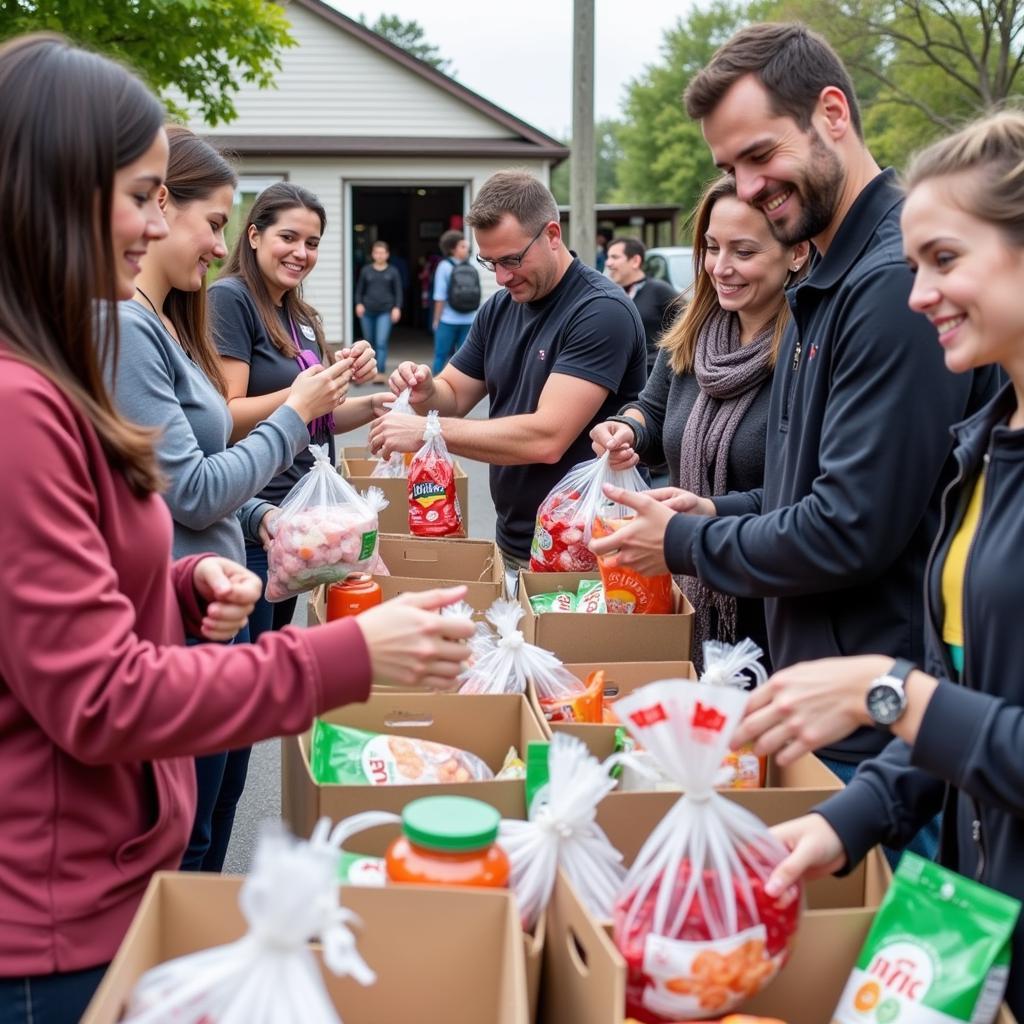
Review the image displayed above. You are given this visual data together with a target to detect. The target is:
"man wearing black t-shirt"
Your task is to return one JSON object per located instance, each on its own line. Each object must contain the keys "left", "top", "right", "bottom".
{"left": 368, "top": 171, "right": 647, "bottom": 567}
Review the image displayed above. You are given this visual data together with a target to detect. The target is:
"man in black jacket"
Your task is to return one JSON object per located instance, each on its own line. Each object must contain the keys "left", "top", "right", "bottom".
{"left": 590, "top": 23, "right": 999, "bottom": 781}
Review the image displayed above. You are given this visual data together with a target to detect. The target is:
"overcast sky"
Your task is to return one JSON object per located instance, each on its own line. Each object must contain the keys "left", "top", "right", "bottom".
{"left": 328, "top": 1, "right": 697, "bottom": 138}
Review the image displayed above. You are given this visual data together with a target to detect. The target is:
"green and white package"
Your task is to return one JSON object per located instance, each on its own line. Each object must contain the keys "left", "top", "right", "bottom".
{"left": 575, "top": 579, "right": 607, "bottom": 613}
{"left": 337, "top": 850, "right": 387, "bottom": 887}
{"left": 529, "top": 590, "right": 576, "bottom": 614}
{"left": 309, "top": 720, "right": 493, "bottom": 786}
{"left": 832, "top": 851, "right": 1020, "bottom": 1024}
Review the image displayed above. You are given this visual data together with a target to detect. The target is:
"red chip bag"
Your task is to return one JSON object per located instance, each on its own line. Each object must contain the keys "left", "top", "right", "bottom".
{"left": 408, "top": 411, "right": 462, "bottom": 537}
{"left": 611, "top": 680, "right": 801, "bottom": 1022}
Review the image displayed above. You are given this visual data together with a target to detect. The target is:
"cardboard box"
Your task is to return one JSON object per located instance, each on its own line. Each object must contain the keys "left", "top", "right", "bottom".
{"left": 518, "top": 571, "right": 693, "bottom": 663}
{"left": 340, "top": 449, "right": 470, "bottom": 536}
{"left": 281, "top": 692, "right": 546, "bottom": 839}
{"left": 83, "top": 873, "right": 529, "bottom": 1024}
{"left": 540, "top": 869, "right": 1018, "bottom": 1024}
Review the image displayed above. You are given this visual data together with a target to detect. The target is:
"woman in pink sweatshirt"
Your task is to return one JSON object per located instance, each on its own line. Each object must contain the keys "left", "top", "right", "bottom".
{"left": 0, "top": 35, "right": 473, "bottom": 1024}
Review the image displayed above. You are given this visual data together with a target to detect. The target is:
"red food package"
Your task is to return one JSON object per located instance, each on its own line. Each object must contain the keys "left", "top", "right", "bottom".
{"left": 611, "top": 680, "right": 802, "bottom": 1022}
{"left": 408, "top": 411, "right": 462, "bottom": 537}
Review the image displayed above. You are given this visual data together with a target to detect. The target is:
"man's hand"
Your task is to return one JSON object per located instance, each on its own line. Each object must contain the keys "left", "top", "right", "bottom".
{"left": 765, "top": 815, "right": 848, "bottom": 900}
{"left": 587, "top": 484, "right": 676, "bottom": 576}
{"left": 591, "top": 420, "right": 640, "bottom": 470}
{"left": 647, "top": 486, "right": 717, "bottom": 517}
{"left": 389, "top": 361, "right": 436, "bottom": 406}
{"left": 337, "top": 339, "right": 376, "bottom": 385}
{"left": 368, "top": 411, "right": 427, "bottom": 460}
{"left": 193, "top": 556, "right": 262, "bottom": 642}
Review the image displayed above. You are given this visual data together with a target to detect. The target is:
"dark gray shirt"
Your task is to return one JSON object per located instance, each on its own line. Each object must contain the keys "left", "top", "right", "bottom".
{"left": 354, "top": 264, "right": 402, "bottom": 312}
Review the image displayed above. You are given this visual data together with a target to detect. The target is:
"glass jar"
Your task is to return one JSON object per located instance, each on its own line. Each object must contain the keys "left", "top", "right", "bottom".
{"left": 385, "top": 795, "right": 509, "bottom": 889}
{"left": 326, "top": 572, "right": 382, "bottom": 621}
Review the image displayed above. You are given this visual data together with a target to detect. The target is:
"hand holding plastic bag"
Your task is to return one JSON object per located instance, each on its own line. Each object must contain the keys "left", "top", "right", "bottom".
{"left": 612, "top": 680, "right": 801, "bottom": 1021}
{"left": 370, "top": 389, "right": 414, "bottom": 478}
{"left": 499, "top": 733, "right": 625, "bottom": 931}
{"left": 266, "top": 445, "right": 386, "bottom": 602}
{"left": 124, "top": 816, "right": 389, "bottom": 1024}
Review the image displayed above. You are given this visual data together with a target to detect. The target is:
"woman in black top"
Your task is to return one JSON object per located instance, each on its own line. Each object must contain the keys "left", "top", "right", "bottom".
{"left": 591, "top": 176, "right": 808, "bottom": 669}
{"left": 355, "top": 239, "right": 403, "bottom": 382}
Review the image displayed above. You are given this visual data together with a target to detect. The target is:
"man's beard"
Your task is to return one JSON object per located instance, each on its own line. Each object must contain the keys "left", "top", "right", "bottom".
{"left": 764, "top": 130, "right": 844, "bottom": 246}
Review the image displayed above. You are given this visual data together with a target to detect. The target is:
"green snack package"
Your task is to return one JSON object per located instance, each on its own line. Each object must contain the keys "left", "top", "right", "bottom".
{"left": 608, "top": 725, "right": 635, "bottom": 781}
{"left": 575, "top": 579, "right": 607, "bottom": 613}
{"left": 524, "top": 740, "right": 551, "bottom": 814}
{"left": 529, "top": 590, "right": 576, "bottom": 614}
{"left": 309, "top": 720, "right": 493, "bottom": 786}
{"left": 337, "top": 850, "right": 387, "bottom": 887}
{"left": 831, "top": 851, "right": 1021, "bottom": 1024}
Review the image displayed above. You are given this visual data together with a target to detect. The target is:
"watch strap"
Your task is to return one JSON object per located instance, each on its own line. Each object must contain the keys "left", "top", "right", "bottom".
{"left": 888, "top": 658, "right": 916, "bottom": 685}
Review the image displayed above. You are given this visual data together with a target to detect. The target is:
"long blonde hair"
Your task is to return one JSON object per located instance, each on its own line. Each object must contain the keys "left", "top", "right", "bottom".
{"left": 660, "top": 175, "right": 795, "bottom": 375}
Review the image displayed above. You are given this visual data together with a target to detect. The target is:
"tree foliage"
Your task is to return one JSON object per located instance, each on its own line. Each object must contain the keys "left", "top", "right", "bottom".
{"left": 360, "top": 13, "right": 453, "bottom": 74}
{"left": 0, "top": 0, "right": 295, "bottom": 126}
{"left": 549, "top": 119, "right": 624, "bottom": 204}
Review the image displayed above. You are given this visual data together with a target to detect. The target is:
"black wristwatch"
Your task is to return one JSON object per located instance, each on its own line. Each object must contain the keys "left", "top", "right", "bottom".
{"left": 866, "top": 658, "right": 916, "bottom": 729}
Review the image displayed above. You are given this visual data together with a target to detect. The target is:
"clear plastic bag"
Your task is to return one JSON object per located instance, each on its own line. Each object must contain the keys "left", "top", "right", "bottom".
{"left": 370, "top": 389, "right": 414, "bottom": 479}
{"left": 124, "top": 816, "right": 386, "bottom": 1024}
{"left": 441, "top": 600, "right": 493, "bottom": 664}
{"left": 611, "top": 680, "right": 802, "bottom": 1021}
{"left": 266, "top": 444, "right": 387, "bottom": 602}
{"left": 457, "top": 600, "right": 585, "bottom": 707}
{"left": 529, "top": 454, "right": 646, "bottom": 573}
{"left": 499, "top": 732, "right": 625, "bottom": 931}
{"left": 408, "top": 411, "right": 463, "bottom": 537}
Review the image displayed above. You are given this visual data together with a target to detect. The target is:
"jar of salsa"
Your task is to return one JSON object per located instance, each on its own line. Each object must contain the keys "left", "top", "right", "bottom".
{"left": 385, "top": 795, "right": 509, "bottom": 889}
{"left": 326, "top": 572, "right": 382, "bottom": 621}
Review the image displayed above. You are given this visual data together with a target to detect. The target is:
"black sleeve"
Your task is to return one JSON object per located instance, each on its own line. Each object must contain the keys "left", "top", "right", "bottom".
{"left": 550, "top": 295, "right": 643, "bottom": 393}
{"left": 390, "top": 267, "right": 403, "bottom": 308}
{"left": 621, "top": 347, "right": 671, "bottom": 464}
{"left": 354, "top": 266, "right": 368, "bottom": 305}
{"left": 448, "top": 298, "right": 490, "bottom": 381}
{"left": 209, "top": 281, "right": 257, "bottom": 364}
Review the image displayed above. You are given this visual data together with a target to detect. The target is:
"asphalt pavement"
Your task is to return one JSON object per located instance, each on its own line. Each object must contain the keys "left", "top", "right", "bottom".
{"left": 224, "top": 356, "right": 496, "bottom": 872}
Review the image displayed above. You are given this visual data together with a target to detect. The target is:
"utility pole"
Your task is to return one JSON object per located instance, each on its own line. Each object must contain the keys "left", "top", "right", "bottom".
{"left": 569, "top": 0, "right": 595, "bottom": 266}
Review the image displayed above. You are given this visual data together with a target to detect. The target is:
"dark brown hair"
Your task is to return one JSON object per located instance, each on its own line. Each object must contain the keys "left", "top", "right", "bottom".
{"left": 609, "top": 236, "right": 645, "bottom": 262}
{"left": 466, "top": 170, "right": 559, "bottom": 234}
{"left": 0, "top": 34, "right": 165, "bottom": 495}
{"left": 159, "top": 125, "right": 236, "bottom": 395}
{"left": 439, "top": 229, "right": 464, "bottom": 256}
{"left": 660, "top": 175, "right": 798, "bottom": 374}
{"left": 219, "top": 182, "right": 327, "bottom": 357}
{"left": 684, "top": 22, "right": 863, "bottom": 140}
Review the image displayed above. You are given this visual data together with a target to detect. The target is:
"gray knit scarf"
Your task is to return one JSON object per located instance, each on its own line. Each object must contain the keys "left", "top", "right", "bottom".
{"left": 678, "top": 307, "right": 773, "bottom": 670}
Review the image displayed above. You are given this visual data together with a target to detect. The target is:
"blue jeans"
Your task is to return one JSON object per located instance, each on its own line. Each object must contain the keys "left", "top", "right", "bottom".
{"left": 0, "top": 964, "right": 107, "bottom": 1024}
{"left": 360, "top": 311, "right": 394, "bottom": 371}
{"left": 820, "top": 755, "right": 941, "bottom": 869}
{"left": 244, "top": 542, "right": 298, "bottom": 641}
{"left": 432, "top": 321, "right": 472, "bottom": 375}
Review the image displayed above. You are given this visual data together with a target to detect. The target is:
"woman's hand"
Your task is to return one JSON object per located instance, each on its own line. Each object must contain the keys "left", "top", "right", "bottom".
{"left": 646, "top": 486, "right": 717, "bottom": 517}
{"left": 285, "top": 359, "right": 352, "bottom": 422}
{"left": 258, "top": 507, "right": 280, "bottom": 550}
{"left": 587, "top": 484, "right": 675, "bottom": 575}
{"left": 338, "top": 340, "right": 376, "bottom": 385}
{"left": 764, "top": 815, "right": 848, "bottom": 900}
{"left": 193, "top": 557, "right": 262, "bottom": 642}
{"left": 390, "top": 306, "right": 401, "bottom": 324}
{"left": 353, "top": 587, "right": 476, "bottom": 690}
{"left": 355, "top": 303, "right": 366, "bottom": 318}
{"left": 591, "top": 420, "right": 640, "bottom": 470}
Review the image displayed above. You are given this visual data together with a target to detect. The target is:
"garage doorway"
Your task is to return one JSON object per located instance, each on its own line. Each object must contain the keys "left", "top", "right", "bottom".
{"left": 349, "top": 183, "right": 467, "bottom": 366}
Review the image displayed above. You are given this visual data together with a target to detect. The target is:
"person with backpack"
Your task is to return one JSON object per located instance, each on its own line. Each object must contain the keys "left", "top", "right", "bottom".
{"left": 431, "top": 229, "right": 480, "bottom": 374}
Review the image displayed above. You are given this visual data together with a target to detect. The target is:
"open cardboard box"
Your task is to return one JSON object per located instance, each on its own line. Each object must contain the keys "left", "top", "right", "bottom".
{"left": 540, "top": 869, "right": 1017, "bottom": 1024}
{"left": 340, "top": 447, "right": 470, "bottom": 536}
{"left": 518, "top": 571, "right": 693, "bottom": 664}
{"left": 82, "top": 873, "right": 529, "bottom": 1024}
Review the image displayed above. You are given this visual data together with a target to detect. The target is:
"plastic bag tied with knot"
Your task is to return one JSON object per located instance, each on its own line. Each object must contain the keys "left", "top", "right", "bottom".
{"left": 498, "top": 732, "right": 625, "bottom": 931}
{"left": 457, "top": 599, "right": 583, "bottom": 700}
{"left": 611, "top": 678, "right": 801, "bottom": 1022}
{"left": 408, "top": 411, "right": 462, "bottom": 537}
{"left": 441, "top": 600, "right": 494, "bottom": 665}
{"left": 267, "top": 444, "right": 387, "bottom": 602}
{"left": 125, "top": 815, "right": 389, "bottom": 1024}
{"left": 370, "top": 388, "right": 414, "bottom": 478}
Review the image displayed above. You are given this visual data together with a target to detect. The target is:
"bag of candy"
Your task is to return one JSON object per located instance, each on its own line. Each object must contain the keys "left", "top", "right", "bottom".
{"left": 530, "top": 454, "right": 645, "bottom": 573}
{"left": 499, "top": 732, "right": 626, "bottom": 931}
{"left": 309, "top": 721, "right": 493, "bottom": 786}
{"left": 408, "top": 410, "right": 463, "bottom": 537}
{"left": 266, "top": 444, "right": 386, "bottom": 602}
{"left": 124, "top": 817, "right": 378, "bottom": 1024}
{"left": 612, "top": 680, "right": 802, "bottom": 1022}
{"left": 370, "top": 388, "right": 414, "bottom": 479}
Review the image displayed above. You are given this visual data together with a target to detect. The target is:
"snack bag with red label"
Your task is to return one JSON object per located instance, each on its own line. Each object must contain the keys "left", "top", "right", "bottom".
{"left": 592, "top": 515, "right": 674, "bottom": 615}
{"left": 408, "top": 411, "right": 463, "bottom": 536}
{"left": 529, "top": 454, "right": 645, "bottom": 572}
{"left": 611, "top": 680, "right": 802, "bottom": 1022}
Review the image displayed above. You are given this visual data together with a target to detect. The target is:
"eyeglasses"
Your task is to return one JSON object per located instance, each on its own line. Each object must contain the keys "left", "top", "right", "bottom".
{"left": 476, "top": 222, "right": 548, "bottom": 272}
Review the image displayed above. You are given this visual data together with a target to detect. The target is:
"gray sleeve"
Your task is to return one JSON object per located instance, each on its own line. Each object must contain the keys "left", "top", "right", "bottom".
{"left": 237, "top": 499, "right": 276, "bottom": 546}
{"left": 113, "top": 310, "right": 309, "bottom": 532}
{"left": 620, "top": 347, "right": 671, "bottom": 464}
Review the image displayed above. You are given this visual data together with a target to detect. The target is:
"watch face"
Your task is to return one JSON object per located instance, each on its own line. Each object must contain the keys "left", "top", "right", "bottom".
{"left": 867, "top": 683, "right": 904, "bottom": 726}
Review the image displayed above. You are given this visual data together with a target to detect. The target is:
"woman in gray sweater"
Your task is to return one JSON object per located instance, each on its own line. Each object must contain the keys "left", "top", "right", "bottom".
{"left": 591, "top": 176, "right": 808, "bottom": 670}
{"left": 109, "top": 127, "right": 377, "bottom": 871}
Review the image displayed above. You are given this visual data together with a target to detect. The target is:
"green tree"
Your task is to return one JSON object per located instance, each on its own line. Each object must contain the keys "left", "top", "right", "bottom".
{"left": 0, "top": 0, "right": 295, "bottom": 126}
{"left": 360, "top": 13, "right": 453, "bottom": 74}
{"left": 549, "top": 118, "right": 624, "bottom": 204}
{"left": 613, "top": 1, "right": 749, "bottom": 215}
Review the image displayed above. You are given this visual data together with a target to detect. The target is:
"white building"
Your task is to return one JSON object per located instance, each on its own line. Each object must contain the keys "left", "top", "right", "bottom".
{"left": 191, "top": 0, "right": 568, "bottom": 346}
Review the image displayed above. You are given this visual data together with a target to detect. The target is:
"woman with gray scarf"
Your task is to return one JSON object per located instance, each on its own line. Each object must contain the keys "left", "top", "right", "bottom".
{"left": 591, "top": 175, "right": 808, "bottom": 671}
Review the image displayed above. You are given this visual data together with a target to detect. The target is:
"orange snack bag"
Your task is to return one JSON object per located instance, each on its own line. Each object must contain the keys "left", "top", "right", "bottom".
{"left": 592, "top": 516, "right": 674, "bottom": 614}
{"left": 539, "top": 668, "right": 604, "bottom": 724}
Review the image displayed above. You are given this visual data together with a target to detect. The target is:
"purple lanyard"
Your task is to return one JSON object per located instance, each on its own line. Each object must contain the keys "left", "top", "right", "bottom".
{"left": 289, "top": 316, "right": 335, "bottom": 441}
